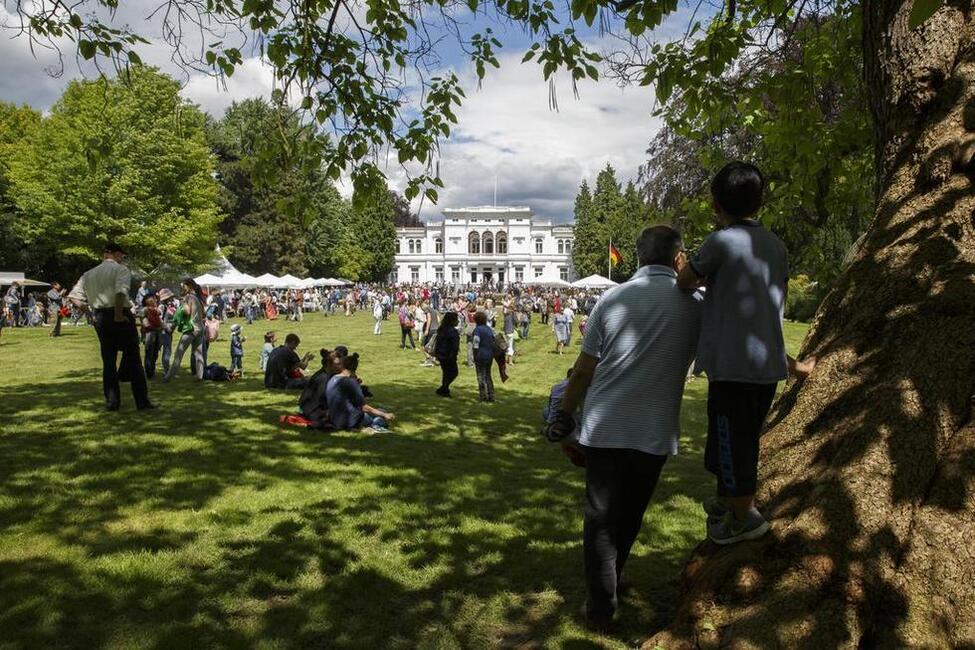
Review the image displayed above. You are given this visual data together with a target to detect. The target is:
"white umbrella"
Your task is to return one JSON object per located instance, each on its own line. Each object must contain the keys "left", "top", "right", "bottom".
{"left": 571, "top": 274, "right": 619, "bottom": 289}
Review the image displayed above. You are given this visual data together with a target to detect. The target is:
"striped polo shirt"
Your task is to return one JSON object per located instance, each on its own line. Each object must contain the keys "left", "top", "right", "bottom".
{"left": 578, "top": 265, "right": 703, "bottom": 456}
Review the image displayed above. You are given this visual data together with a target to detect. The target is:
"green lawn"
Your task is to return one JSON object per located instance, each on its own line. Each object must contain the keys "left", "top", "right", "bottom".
{"left": 0, "top": 313, "right": 808, "bottom": 649}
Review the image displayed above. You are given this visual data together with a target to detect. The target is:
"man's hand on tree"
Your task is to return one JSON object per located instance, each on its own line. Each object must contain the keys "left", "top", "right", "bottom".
{"left": 788, "top": 355, "right": 817, "bottom": 380}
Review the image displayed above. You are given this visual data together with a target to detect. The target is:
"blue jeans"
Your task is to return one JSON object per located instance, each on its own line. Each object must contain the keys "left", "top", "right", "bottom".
{"left": 230, "top": 354, "right": 243, "bottom": 372}
{"left": 160, "top": 330, "right": 173, "bottom": 374}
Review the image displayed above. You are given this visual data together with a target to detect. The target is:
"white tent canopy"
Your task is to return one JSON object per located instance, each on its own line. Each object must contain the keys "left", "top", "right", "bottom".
{"left": 320, "top": 278, "right": 345, "bottom": 287}
{"left": 571, "top": 274, "right": 619, "bottom": 289}
{"left": 194, "top": 246, "right": 262, "bottom": 288}
{"left": 532, "top": 279, "right": 572, "bottom": 288}
{"left": 254, "top": 273, "right": 282, "bottom": 287}
{"left": 277, "top": 273, "right": 303, "bottom": 288}
{"left": 0, "top": 272, "right": 49, "bottom": 287}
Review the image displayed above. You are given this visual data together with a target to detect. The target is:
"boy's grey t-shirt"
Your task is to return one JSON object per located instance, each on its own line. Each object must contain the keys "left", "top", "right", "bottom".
{"left": 690, "top": 221, "right": 788, "bottom": 384}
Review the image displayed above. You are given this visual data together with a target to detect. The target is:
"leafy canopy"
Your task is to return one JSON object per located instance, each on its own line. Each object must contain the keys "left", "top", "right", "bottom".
{"left": 4, "top": 68, "right": 222, "bottom": 276}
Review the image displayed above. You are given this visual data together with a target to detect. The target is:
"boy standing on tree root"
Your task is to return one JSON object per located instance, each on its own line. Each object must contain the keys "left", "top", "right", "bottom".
{"left": 678, "top": 161, "right": 815, "bottom": 545}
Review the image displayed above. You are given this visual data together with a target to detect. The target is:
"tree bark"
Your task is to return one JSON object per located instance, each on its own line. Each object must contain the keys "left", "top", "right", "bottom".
{"left": 646, "top": 2, "right": 975, "bottom": 647}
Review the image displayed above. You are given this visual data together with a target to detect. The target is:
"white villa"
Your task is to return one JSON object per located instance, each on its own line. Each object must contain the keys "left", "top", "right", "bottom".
{"left": 392, "top": 206, "right": 575, "bottom": 285}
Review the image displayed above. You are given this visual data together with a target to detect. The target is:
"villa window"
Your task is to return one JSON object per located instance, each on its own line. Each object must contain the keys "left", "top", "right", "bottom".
{"left": 558, "top": 240, "right": 564, "bottom": 254}
{"left": 482, "top": 232, "right": 494, "bottom": 255}
{"left": 469, "top": 232, "right": 480, "bottom": 254}
{"left": 535, "top": 238, "right": 543, "bottom": 254}
{"left": 496, "top": 232, "right": 507, "bottom": 254}
{"left": 435, "top": 238, "right": 443, "bottom": 253}
{"left": 408, "top": 240, "right": 415, "bottom": 254}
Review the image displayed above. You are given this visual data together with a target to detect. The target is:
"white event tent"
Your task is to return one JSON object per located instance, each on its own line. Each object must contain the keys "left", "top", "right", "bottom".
{"left": 194, "top": 246, "right": 262, "bottom": 288}
{"left": 277, "top": 273, "right": 304, "bottom": 288}
{"left": 571, "top": 274, "right": 619, "bottom": 289}
{"left": 254, "top": 273, "right": 282, "bottom": 287}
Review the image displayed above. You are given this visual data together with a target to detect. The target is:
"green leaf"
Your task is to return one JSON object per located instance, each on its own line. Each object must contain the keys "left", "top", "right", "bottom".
{"left": 79, "top": 40, "right": 96, "bottom": 60}
{"left": 909, "top": 0, "right": 942, "bottom": 28}
{"left": 127, "top": 51, "right": 142, "bottom": 66}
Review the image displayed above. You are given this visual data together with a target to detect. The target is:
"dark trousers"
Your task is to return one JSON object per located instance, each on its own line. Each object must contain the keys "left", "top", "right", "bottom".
{"left": 439, "top": 357, "right": 458, "bottom": 393}
{"left": 143, "top": 330, "right": 161, "bottom": 378}
{"left": 583, "top": 446, "right": 667, "bottom": 620}
{"left": 400, "top": 326, "right": 415, "bottom": 349}
{"left": 93, "top": 310, "right": 150, "bottom": 409}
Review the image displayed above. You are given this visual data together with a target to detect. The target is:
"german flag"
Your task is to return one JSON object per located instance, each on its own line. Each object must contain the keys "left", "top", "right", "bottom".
{"left": 609, "top": 242, "right": 622, "bottom": 266}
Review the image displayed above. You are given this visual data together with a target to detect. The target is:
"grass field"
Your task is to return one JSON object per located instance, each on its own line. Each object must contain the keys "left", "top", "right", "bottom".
{"left": 0, "top": 312, "right": 807, "bottom": 649}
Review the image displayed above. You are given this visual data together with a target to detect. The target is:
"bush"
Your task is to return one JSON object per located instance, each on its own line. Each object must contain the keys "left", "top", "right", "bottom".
{"left": 786, "top": 274, "right": 822, "bottom": 322}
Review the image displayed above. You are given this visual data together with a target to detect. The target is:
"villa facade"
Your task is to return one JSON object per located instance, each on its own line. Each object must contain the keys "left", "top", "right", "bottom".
{"left": 391, "top": 206, "right": 575, "bottom": 285}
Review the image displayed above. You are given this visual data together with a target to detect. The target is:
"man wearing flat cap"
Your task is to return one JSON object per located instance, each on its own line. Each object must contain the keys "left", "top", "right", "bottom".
{"left": 73, "top": 242, "right": 155, "bottom": 411}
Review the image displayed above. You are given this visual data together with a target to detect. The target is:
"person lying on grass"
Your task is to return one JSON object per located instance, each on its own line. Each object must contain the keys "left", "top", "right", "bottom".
{"left": 325, "top": 353, "right": 395, "bottom": 433}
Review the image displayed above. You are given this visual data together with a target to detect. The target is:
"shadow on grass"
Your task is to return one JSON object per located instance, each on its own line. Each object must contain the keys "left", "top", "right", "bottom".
{"left": 0, "top": 366, "right": 711, "bottom": 647}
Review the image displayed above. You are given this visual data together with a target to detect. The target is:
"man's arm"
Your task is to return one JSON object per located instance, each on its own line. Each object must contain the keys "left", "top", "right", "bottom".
{"left": 114, "top": 292, "right": 127, "bottom": 322}
{"left": 560, "top": 352, "right": 599, "bottom": 415}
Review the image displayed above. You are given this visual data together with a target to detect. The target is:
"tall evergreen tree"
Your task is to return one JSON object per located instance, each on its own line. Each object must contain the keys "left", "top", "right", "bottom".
{"left": 570, "top": 180, "right": 605, "bottom": 278}
{"left": 590, "top": 165, "right": 625, "bottom": 278}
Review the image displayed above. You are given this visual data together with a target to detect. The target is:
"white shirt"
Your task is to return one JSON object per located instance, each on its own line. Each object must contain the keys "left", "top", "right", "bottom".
{"left": 78, "top": 259, "right": 132, "bottom": 309}
{"left": 578, "top": 265, "right": 703, "bottom": 456}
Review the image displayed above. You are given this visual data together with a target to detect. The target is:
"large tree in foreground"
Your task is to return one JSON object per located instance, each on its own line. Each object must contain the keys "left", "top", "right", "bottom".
{"left": 645, "top": 2, "right": 975, "bottom": 646}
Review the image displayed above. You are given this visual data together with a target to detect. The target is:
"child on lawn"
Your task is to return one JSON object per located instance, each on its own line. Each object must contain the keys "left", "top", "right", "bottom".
{"left": 678, "top": 161, "right": 815, "bottom": 545}
{"left": 230, "top": 324, "right": 245, "bottom": 376}
{"left": 260, "top": 331, "right": 275, "bottom": 372}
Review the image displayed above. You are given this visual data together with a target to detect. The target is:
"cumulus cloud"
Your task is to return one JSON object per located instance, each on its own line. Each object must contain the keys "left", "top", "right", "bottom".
{"left": 383, "top": 48, "right": 660, "bottom": 224}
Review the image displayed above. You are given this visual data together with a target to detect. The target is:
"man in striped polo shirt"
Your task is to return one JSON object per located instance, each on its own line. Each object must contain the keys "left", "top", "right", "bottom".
{"left": 551, "top": 224, "right": 703, "bottom": 629}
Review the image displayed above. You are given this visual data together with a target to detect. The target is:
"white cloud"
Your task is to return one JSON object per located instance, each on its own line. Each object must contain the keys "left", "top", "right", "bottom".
{"left": 384, "top": 50, "right": 660, "bottom": 223}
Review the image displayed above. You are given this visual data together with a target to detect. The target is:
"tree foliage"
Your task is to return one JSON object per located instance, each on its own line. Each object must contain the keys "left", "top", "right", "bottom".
{"left": 209, "top": 98, "right": 338, "bottom": 276}
{"left": 572, "top": 166, "right": 653, "bottom": 280}
{"left": 624, "top": 3, "right": 874, "bottom": 284}
{"left": 0, "top": 103, "right": 43, "bottom": 276}
{"left": 4, "top": 68, "right": 222, "bottom": 276}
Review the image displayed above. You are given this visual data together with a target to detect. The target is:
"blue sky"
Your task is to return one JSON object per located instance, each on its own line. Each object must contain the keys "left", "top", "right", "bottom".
{"left": 0, "top": 1, "right": 712, "bottom": 222}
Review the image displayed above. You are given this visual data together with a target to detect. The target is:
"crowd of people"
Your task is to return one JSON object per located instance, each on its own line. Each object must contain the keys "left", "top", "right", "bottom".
{"left": 8, "top": 160, "right": 818, "bottom": 634}
{"left": 42, "top": 248, "right": 605, "bottom": 430}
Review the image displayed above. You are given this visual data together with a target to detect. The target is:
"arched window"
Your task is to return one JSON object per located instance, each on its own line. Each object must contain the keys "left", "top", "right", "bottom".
{"left": 535, "top": 237, "right": 544, "bottom": 254}
{"left": 395, "top": 239, "right": 401, "bottom": 253}
{"left": 557, "top": 239, "right": 564, "bottom": 254}
{"left": 482, "top": 231, "right": 494, "bottom": 255}
{"left": 565, "top": 240, "right": 572, "bottom": 253}
{"left": 469, "top": 232, "right": 481, "bottom": 254}
{"left": 409, "top": 240, "right": 415, "bottom": 254}
{"left": 416, "top": 240, "right": 422, "bottom": 254}
{"left": 435, "top": 237, "right": 443, "bottom": 254}
{"left": 496, "top": 232, "right": 507, "bottom": 254}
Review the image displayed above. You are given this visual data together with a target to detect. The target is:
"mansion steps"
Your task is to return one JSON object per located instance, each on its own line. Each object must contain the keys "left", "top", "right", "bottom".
{"left": 392, "top": 206, "right": 575, "bottom": 285}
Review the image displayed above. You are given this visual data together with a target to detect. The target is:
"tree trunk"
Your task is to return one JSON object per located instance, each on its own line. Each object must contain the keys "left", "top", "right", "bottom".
{"left": 646, "top": 2, "right": 975, "bottom": 647}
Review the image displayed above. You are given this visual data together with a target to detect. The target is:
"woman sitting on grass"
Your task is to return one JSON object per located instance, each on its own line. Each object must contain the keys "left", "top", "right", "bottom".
{"left": 326, "top": 353, "right": 395, "bottom": 432}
